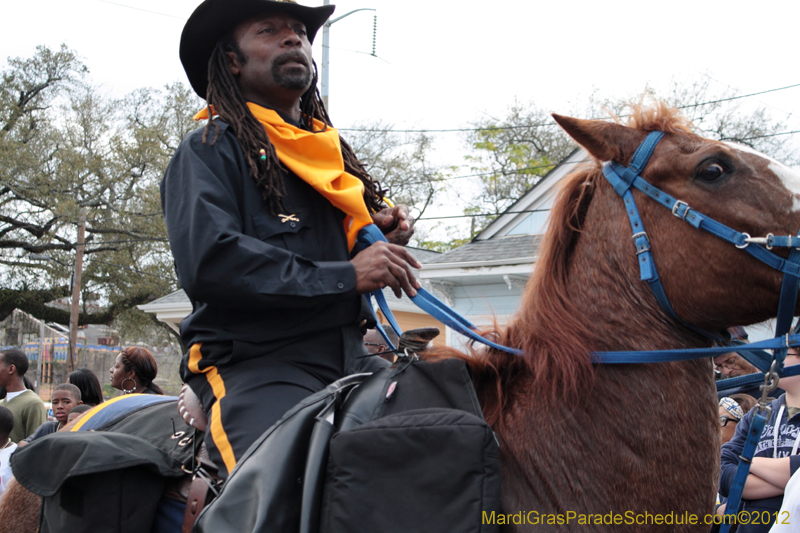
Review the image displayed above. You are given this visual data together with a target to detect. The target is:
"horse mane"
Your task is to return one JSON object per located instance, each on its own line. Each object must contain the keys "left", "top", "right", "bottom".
{"left": 426, "top": 101, "right": 695, "bottom": 427}
{"left": 622, "top": 99, "right": 695, "bottom": 134}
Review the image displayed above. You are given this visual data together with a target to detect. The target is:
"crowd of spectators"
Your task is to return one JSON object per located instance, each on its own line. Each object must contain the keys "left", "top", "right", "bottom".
{"left": 0, "top": 346, "right": 161, "bottom": 504}
{"left": 714, "top": 327, "right": 800, "bottom": 533}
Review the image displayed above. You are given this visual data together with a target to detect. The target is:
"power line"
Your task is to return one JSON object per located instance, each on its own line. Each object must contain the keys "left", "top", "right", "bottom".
{"left": 340, "top": 82, "right": 800, "bottom": 134}
{"left": 418, "top": 209, "right": 550, "bottom": 221}
{"left": 341, "top": 125, "right": 506, "bottom": 133}
{"left": 408, "top": 124, "right": 800, "bottom": 187}
{"left": 700, "top": 72, "right": 798, "bottom": 126}
{"left": 740, "top": 129, "right": 800, "bottom": 141}
{"left": 402, "top": 161, "right": 564, "bottom": 186}
{"left": 96, "top": 0, "right": 185, "bottom": 20}
{"left": 417, "top": 125, "right": 800, "bottom": 221}
{"left": 677, "top": 83, "right": 800, "bottom": 108}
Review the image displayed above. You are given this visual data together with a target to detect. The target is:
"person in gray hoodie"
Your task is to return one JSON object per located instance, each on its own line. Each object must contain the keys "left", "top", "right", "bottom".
{"left": 720, "top": 348, "right": 800, "bottom": 533}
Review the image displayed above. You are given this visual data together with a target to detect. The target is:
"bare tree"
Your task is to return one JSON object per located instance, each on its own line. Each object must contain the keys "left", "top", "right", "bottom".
{"left": 0, "top": 45, "right": 203, "bottom": 342}
{"left": 595, "top": 76, "right": 797, "bottom": 164}
{"left": 343, "top": 121, "right": 449, "bottom": 222}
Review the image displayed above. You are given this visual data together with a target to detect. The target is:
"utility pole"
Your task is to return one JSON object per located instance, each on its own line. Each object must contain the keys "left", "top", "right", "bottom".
{"left": 36, "top": 319, "right": 44, "bottom": 393}
{"left": 67, "top": 216, "right": 86, "bottom": 372}
{"left": 321, "top": 0, "right": 376, "bottom": 110}
{"left": 28, "top": 253, "right": 54, "bottom": 391}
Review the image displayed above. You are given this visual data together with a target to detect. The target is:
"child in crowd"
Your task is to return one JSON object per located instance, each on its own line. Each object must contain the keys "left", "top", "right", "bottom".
{"left": 66, "top": 404, "right": 92, "bottom": 424}
{"left": 720, "top": 348, "right": 800, "bottom": 533}
{"left": 0, "top": 406, "right": 16, "bottom": 498}
{"left": 719, "top": 394, "right": 759, "bottom": 446}
{"left": 18, "top": 384, "right": 82, "bottom": 448}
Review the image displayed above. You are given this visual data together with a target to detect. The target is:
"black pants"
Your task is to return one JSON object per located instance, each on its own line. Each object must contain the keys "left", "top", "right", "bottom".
{"left": 184, "top": 330, "right": 387, "bottom": 478}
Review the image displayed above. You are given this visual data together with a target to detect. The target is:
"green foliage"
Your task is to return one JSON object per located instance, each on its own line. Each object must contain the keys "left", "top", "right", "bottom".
{"left": 415, "top": 236, "right": 471, "bottom": 253}
{"left": 464, "top": 100, "right": 575, "bottom": 235}
{"left": 102, "top": 383, "right": 120, "bottom": 399}
{"left": 412, "top": 206, "right": 489, "bottom": 252}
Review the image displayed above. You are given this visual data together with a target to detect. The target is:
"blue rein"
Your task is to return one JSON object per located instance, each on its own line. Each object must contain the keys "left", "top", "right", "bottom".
{"left": 355, "top": 224, "right": 522, "bottom": 356}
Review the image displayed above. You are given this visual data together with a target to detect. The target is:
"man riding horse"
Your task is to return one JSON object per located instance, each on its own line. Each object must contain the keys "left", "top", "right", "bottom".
{"left": 162, "top": 0, "right": 421, "bottom": 479}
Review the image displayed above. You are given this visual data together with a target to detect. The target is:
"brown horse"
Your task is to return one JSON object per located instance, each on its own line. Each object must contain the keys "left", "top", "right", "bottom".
{"left": 429, "top": 102, "right": 800, "bottom": 531}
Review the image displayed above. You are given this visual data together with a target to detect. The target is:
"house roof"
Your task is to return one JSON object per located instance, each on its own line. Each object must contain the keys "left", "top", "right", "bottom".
{"left": 425, "top": 234, "right": 542, "bottom": 265}
{"left": 145, "top": 290, "right": 190, "bottom": 306}
{"left": 406, "top": 246, "right": 441, "bottom": 263}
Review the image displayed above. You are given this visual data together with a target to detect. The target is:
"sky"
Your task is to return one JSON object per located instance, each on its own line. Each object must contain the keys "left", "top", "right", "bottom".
{"left": 5, "top": 0, "right": 799, "bottom": 121}
{"left": 4, "top": 0, "right": 800, "bottom": 231}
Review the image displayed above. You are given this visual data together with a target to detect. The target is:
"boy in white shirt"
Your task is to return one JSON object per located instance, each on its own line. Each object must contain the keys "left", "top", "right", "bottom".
{"left": 0, "top": 405, "right": 17, "bottom": 498}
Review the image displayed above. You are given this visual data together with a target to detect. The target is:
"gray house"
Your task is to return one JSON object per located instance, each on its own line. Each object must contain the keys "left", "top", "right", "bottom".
{"left": 417, "top": 148, "right": 586, "bottom": 348}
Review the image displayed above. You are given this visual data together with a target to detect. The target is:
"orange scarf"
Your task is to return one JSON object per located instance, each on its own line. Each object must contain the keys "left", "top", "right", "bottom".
{"left": 195, "top": 104, "right": 372, "bottom": 250}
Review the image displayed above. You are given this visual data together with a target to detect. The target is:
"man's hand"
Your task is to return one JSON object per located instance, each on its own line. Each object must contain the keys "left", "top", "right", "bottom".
{"left": 372, "top": 205, "right": 415, "bottom": 246}
{"left": 351, "top": 241, "right": 421, "bottom": 298}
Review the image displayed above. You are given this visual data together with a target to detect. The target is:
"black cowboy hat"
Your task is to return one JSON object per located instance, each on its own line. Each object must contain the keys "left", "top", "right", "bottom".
{"left": 180, "top": 0, "right": 335, "bottom": 98}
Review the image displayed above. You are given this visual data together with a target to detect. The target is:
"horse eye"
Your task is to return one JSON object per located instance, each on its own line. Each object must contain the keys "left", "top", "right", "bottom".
{"left": 697, "top": 163, "right": 726, "bottom": 182}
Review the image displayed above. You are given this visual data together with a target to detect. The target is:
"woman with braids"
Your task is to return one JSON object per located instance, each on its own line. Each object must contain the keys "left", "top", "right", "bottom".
{"left": 162, "top": 0, "right": 420, "bottom": 478}
{"left": 109, "top": 347, "right": 163, "bottom": 395}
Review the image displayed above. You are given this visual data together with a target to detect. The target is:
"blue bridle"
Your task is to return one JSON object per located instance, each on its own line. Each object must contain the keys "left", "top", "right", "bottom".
{"left": 553, "top": 131, "right": 800, "bottom": 531}
{"left": 598, "top": 131, "right": 800, "bottom": 372}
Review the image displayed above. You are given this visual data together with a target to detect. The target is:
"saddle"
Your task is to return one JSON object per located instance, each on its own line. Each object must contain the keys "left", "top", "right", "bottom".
{"left": 193, "top": 356, "right": 502, "bottom": 533}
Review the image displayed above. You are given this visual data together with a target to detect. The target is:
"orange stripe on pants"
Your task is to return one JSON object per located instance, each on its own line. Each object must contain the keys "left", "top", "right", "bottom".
{"left": 188, "top": 343, "right": 237, "bottom": 473}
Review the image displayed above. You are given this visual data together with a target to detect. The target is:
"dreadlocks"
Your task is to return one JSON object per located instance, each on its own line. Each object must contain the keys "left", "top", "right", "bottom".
{"left": 204, "top": 32, "right": 386, "bottom": 215}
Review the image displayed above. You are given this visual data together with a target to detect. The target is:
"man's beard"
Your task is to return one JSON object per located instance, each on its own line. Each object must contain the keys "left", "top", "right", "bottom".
{"left": 272, "top": 51, "right": 312, "bottom": 91}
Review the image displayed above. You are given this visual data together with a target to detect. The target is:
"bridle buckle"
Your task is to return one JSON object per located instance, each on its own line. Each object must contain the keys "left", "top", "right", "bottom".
{"left": 632, "top": 231, "right": 650, "bottom": 255}
{"left": 672, "top": 200, "right": 690, "bottom": 220}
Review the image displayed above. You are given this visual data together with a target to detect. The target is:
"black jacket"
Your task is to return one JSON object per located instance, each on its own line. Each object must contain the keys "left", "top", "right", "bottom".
{"left": 161, "top": 119, "right": 368, "bottom": 354}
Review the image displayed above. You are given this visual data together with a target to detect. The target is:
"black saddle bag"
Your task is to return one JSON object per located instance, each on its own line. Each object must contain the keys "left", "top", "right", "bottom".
{"left": 319, "top": 358, "right": 501, "bottom": 533}
{"left": 195, "top": 358, "right": 501, "bottom": 533}
{"left": 320, "top": 407, "right": 500, "bottom": 533}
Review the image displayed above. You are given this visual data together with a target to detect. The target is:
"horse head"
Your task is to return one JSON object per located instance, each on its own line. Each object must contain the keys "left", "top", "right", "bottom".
{"left": 552, "top": 104, "right": 800, "bottom": 339}
{"left": 432, "top": 103, "right": 800, "bottom": 530}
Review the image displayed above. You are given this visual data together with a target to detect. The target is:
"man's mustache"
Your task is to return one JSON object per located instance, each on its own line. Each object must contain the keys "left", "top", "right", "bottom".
{"left": 274, "top": 51, "right": 309, "bottom": 67}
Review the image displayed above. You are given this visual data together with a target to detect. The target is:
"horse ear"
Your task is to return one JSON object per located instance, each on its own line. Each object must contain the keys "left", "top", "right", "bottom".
{"left": 552, "top": 114, "right": 642, "bottom": 163}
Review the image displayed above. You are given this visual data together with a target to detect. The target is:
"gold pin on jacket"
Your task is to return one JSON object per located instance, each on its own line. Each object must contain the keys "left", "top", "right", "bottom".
{"left": 279, "top": 214, "right": 300, "bottom": 223}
